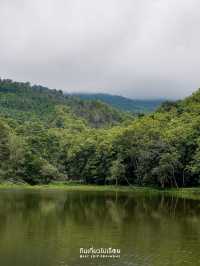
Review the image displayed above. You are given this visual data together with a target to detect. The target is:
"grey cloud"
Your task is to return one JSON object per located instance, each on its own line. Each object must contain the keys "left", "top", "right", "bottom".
{"left": 0, "top": 0, "right": 200, "bottom": 99}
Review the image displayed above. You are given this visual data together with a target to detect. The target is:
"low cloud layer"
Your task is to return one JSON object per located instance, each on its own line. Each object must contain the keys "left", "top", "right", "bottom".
{"left": 0, "top": 0, "right": 200, "bottom": 99}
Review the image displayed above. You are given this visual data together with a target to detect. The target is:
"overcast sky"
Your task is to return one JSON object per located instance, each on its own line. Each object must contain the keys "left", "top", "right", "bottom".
{"left": 0, "top": 0, "right": 200, "bottom": 99}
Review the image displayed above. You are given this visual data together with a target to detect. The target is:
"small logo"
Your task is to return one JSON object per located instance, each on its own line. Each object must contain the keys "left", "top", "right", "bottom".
{"left": 80, "top": 247, "right": 120, "bottom": 259}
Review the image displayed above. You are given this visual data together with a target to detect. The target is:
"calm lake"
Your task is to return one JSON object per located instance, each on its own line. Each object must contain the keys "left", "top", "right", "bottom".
{"left": 0, "top": 189, "right": 199, "bottom": 266}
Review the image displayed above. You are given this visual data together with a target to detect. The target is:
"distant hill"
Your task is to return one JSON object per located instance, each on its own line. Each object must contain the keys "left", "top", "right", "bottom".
{"left": 0, "top": 79, "right": 131, "bottom": 128}
{"left": 71, "top": 93, "right": 164, "bottom": 113}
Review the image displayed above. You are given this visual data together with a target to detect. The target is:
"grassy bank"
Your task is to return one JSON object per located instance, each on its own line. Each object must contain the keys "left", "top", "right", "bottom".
{"left": 0, "top": 182, "right": 200, "bottom": 199}
{"left": 164, "top": 187, "right": 200, "bottom": 200}
{"left": 0, "top": 182, "right": 158, "bottom": 193}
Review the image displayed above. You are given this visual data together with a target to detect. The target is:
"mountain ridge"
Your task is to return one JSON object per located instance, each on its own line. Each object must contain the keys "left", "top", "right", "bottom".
{"left": 70, "top": 92, "right": 165, "bottom": 113}
{"left": 0, "top": 79, "right": 131, "bottom": 128}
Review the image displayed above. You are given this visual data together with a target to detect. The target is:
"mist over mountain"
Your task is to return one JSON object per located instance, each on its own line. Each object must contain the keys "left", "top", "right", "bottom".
{"left": 70, "top": 93, "right": 165, "bottom": 113}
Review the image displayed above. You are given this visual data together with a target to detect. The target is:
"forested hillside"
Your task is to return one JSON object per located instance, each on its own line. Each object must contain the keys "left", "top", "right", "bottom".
{"left": 72, "top": 93, "right": 164, "bottom": 113}
{"left": 1, "top": 78, "right": 200, "bottom": 188}
{"left": 0, "top": 79, "right": 130, "bottom": 128}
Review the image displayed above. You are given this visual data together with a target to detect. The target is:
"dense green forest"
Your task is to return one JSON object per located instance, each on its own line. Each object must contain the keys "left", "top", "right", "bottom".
{"left": 71, "top": 93, "right": 164, "bottom": 113}
{"left": 1, "top": 78, "right": 200, "bottom": 188}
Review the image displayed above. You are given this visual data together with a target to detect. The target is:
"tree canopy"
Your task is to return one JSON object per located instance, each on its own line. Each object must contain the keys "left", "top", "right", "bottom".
{"left": 1, "top": 79, "right": 200, "bottom": 188}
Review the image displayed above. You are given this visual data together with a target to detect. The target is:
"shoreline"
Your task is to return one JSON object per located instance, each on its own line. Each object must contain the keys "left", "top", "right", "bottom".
{"left": 0, "top": 182, "right": 200, "bottom": 199}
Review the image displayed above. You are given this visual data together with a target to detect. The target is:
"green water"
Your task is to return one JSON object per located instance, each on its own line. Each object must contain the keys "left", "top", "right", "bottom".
{"left": 0, "top": 189, "right": 200, "bottom": 266}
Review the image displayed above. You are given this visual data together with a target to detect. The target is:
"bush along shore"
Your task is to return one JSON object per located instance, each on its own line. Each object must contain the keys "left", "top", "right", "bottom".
{"left": 1, "top": 181, "right": 200, "bottom": 200}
